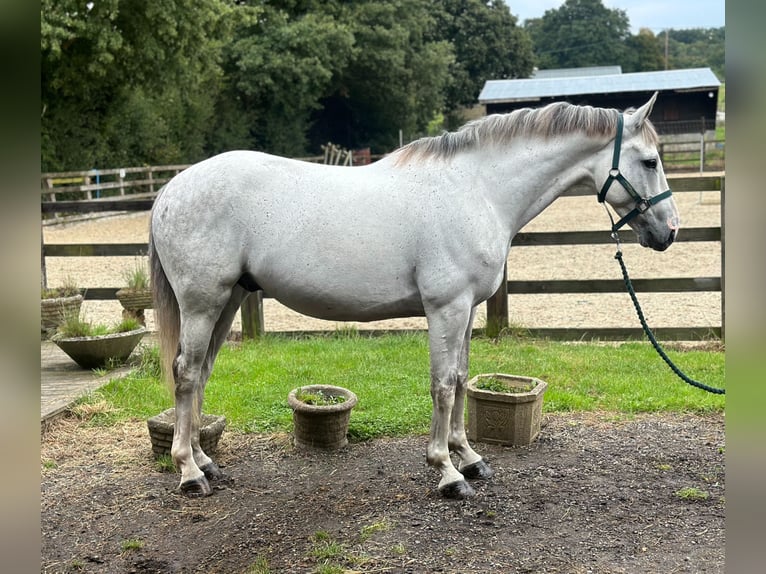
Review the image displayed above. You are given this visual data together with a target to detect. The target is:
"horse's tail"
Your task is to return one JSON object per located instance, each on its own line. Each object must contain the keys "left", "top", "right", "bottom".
{"left": 149, "top": 209, "right": 179, "bottom": 394}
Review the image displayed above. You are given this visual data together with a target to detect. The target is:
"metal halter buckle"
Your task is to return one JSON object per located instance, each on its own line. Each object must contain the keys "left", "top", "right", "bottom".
{"left": 636, "top": 198, "right": 651, "bottom": 213}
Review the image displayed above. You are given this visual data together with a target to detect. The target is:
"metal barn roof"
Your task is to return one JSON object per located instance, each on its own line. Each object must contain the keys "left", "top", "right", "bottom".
{"left": 479, "top": 67, "right": 720, "bottom": 104}
{"left": 531, "top": 66, "right": 622, "bottom": 78}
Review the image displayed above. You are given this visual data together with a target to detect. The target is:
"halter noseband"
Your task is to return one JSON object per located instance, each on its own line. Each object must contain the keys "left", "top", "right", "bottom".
{"left": 598, "top": 114, "right": 673, "bottom": 231}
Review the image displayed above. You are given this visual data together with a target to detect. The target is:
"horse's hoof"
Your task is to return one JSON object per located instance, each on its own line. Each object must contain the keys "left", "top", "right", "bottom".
{"left": 180, "top": 476, "right": 213, "bottom": 497}
{"left": 439, "top": 480, "right": 476, "bottom": 500}
{"left": 461, "top": 459, "right": 494, "bottom": 480}
{"left": 200, "top": 462, "right": 223, "bottom": 481}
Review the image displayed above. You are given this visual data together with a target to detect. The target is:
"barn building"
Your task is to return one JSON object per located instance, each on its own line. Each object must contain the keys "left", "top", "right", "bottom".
{"left": 478, "top": 67, "right": 721, "bottom": 137}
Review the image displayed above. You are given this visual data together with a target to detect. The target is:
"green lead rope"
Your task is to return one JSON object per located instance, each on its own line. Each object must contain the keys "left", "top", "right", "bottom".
{"left": 614, "top": 247, "right": 725, "bottom": 395}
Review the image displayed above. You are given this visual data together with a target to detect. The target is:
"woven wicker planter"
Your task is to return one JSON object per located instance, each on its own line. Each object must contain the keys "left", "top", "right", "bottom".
{"left": 41, "top": 294, "right": 83, "bottom": 337}
{"left": 466, "top": 373, "right": 547, "bottom": 446}
{"left": 115, "top": 288, "right": 153, "bottom": 310}
{"left": 115, "top": 288, "right": 153, "bottom": 325}
{"left": 147, "top": 408, "right": 227, "bottom": 458}
{"left": 52, "top": 327, "right": 146, "bottom": 369}
{"left": 288, "top": 385, "right": 358, "bottom": 450}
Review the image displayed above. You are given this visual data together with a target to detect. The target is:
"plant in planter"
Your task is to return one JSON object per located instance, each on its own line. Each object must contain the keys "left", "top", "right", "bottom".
{"left": 41, "top": 276, "right": 83, "bottom": 339}
{"left": 147, "top": 408, "right": 226, "bottom": 459}
{"left": 287, "top": 384, "right": 358, "bottom": 450}
{"left": 51, "top": 314, "right": 146, "bottom": 370}
{"left": 115, "top": 259, "right": 152, "bottom": 325}
{"left": 466, "top": 373, "right": 548, "bottom": 446}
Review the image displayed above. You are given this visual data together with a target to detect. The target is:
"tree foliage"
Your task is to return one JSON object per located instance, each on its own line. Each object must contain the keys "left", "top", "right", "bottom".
{"left": 40, "top": 0, "right": 724, "bottom": 171}
{"left": 527, "top": 0, "right": 631, "bottom": 69}
{"left": 667, "top": 28, "right": 725, "bottom": 79}
{"left": 525, "top": 0, "right": 723, "bottom": 79}
{"left": 622, "top": 29, "right": 665, "bottom": 73}
{"left": 434, "top": 0, "right": 533, "bottom": 111}
{"left": 41, "top": 0, "right": 227, "bottom": 171}
{"left": 213, "top": 2, "right": 355, "bottom": 156}
{"left": 308, "top": 0, "right": 455, "bottom": 151}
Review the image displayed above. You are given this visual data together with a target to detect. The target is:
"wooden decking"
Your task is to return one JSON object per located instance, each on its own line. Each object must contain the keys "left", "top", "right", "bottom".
{"left": 40, "top": 340, "right": 136, "bottom": 429}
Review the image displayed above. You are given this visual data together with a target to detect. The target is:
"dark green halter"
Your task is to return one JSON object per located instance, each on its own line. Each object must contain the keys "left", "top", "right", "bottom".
{"left": 597, "top": 114, "right": 673, "bottom": 231}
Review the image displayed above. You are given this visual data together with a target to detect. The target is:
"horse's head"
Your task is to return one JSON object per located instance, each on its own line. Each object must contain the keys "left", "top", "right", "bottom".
{"left": 597, "top": 93, "right": 680, "bottom": 252}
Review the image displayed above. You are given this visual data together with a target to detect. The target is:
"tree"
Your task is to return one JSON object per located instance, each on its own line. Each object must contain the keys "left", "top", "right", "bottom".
{"left": 309, "top": 0, "right": 454, "bottom": 152}
{"left": 623, "top": 28, "right": 665, "bottom": 73}
{"left": 41, "top": 0, "right": 227, "bottom": 171}
{"left": 433, "top": 0, "right": 533, "bottom": 111}
{"left": 667, "top": 28, "right": 725, "bottom": 79}
{"left": 527, "top": 0, "right": 631, "bottom": 70}
{"left": 212, "top": 3, "right": 354, "bottom": 156}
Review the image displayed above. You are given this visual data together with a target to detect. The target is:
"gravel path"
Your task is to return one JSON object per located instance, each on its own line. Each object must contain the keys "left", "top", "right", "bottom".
{"left": 42, "top": 190, "right": 721, "bottom": 333}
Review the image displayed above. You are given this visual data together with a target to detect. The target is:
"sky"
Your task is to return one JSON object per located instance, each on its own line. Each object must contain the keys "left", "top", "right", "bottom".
{"left": 508, "top": 0, "right": 725, "bottom": 33}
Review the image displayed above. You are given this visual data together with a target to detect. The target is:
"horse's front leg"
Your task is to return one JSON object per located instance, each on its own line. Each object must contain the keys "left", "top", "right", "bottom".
{"left": 448, "top": 308, "right": 494, "bottom": 481}
{"left": 425, "top": 302, "right": 477, "bottom": 499}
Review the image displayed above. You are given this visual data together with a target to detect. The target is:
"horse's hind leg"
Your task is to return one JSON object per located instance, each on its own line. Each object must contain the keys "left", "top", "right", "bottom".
{"left": 449, "top": 307, "right": 494, "bottom": 481}
{"left": 191, "top": 286, "right": 250, "bottom": 483}
{"left": 172, "top": 312, "right": 215, "bottom": 496}
{"left": 172, "top": 289, "right": 235, "bottom": 497}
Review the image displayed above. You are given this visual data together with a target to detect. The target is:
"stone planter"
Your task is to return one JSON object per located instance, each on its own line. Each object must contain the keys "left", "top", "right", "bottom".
{"left": 466, "top": 373, "right": 547, "bottom": 446}
{"left": 115, "top": 288, "right": 153, "bottom": 325}
{"left": 147, "top": 407, "right": 227, "bottom": 458}
{"left": 41, "top": 294, "right": 83, "bottom": 338}
{"left": 288, "top": 385, "right": 358, "bottom": 450}
{"left": 52, "top": 327, "right": 146, "bottom": 369}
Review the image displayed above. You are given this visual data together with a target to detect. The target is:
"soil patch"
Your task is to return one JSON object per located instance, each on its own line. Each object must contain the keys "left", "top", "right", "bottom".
{"left": 41, "top": 412, "right": 724, "bottom": 573}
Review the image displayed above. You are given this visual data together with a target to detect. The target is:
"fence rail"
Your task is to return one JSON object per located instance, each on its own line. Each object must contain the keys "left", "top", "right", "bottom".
{"left": 40, "top": 142, "right": 723, "bottom": 202}
{"left": 41, "top": 172, "right": 724, "bottom": 341}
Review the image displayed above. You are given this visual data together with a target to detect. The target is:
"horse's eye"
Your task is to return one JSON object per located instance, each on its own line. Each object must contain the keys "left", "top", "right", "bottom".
{"left": 642, "top": 158, "right": 658, "bottom": 169}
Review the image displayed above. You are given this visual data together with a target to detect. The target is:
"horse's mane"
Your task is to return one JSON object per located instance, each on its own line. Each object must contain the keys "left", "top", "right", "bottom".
{"left": 393, "top": 101, "right": 659, "bottom": 164}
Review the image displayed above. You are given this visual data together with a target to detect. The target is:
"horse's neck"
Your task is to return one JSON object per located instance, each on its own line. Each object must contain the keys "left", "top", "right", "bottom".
{"left": 468, "top": 135, "right": 604, "bottom": 234}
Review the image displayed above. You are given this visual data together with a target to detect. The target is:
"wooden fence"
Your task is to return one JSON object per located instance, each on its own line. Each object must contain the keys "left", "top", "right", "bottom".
{"left": 41, "top": 172, "right": 724, "bottom": 341}
{"left": 660, "top": 137, "right": 725, "bottom": 173}
{"left": 40, "top": 152, "right": 379, "bottom": 211}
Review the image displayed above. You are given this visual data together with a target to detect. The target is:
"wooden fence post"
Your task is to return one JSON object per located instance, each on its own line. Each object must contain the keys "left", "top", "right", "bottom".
{"left": 485, "top": 264, "right": 509, "bottom": 337}
{"left": 41, "top": 224, "right": 47, "bottom": 290}
{"left": 240, "top": 291, "right": 265, "bottom": 339}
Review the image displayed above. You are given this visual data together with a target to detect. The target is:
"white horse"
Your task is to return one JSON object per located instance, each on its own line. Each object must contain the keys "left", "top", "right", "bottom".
{"left": 149, "top": 93, "right": 679, "bottom": 498}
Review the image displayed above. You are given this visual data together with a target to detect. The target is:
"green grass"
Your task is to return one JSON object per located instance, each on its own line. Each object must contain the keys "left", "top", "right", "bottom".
{"left": 120, "top": 538, "right": 144, "bottom": 552}
{"left": 676, "top": 486, "right": 710, "bottom": 501}
{"left": 245, "top": 555, "right": 271, "bottom": 574}
{"left": 86, "top": 333, "right": 724, "bottom": 437}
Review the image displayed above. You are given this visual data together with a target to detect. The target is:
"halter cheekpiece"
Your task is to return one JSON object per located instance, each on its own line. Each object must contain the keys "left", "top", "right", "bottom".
{"left": 598, "top": 113, "right": 673, "bottom": 232}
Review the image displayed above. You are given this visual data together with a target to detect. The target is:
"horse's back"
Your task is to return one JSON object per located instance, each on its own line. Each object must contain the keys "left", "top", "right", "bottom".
{"left": 151, "top": 151, "right": 432, "bottom": 320}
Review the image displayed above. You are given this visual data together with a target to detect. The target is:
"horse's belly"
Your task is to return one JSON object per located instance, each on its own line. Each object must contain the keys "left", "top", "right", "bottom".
{"left": 270, "top": 287, "right": 425, "bottom": 322}
{"left": 250, "top": 235, "right": 425, "bottom": 321}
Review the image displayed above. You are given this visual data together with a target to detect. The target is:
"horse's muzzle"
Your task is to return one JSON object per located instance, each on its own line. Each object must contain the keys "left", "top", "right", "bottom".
{"left": 643, "top": 228, "right": 676, "bottom": 251}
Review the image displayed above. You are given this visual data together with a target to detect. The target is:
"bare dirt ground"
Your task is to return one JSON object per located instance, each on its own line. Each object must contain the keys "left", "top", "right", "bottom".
{"left": 41, "top": 188, "right": 724, "bottom": 573}
{"left": 41, "top": 412, "right": 724, "bottom": 573}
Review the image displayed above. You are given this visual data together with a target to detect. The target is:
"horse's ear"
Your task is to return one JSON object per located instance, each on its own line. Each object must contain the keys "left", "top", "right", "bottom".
{"left": 626, "top": 91, "right": 658, "bottom": 131}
